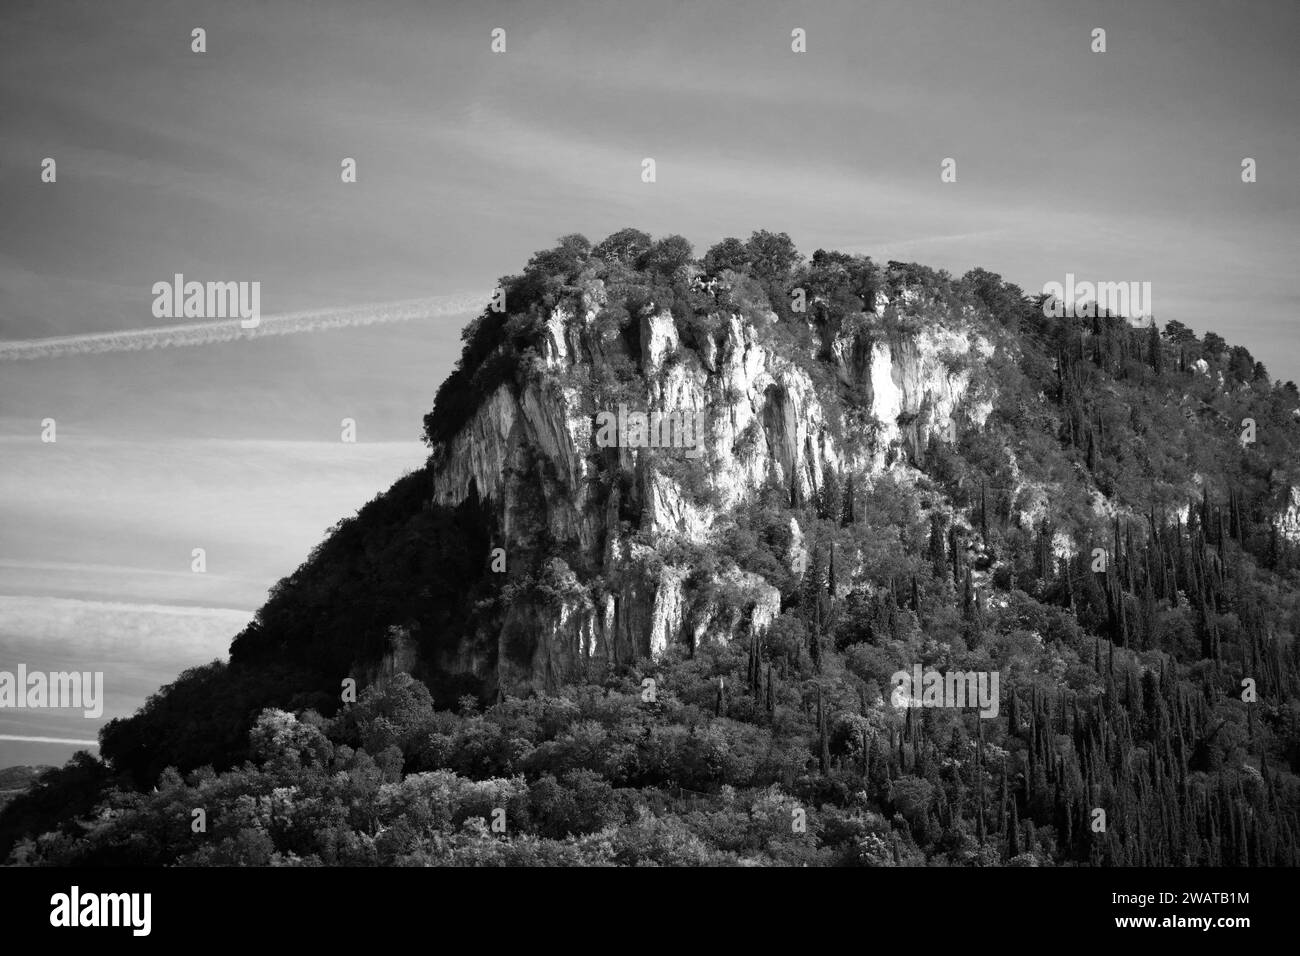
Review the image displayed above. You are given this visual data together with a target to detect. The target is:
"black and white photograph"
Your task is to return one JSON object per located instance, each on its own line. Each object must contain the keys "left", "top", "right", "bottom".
{"left": 0, "top": 0, "right": 1295, "bottom": 939}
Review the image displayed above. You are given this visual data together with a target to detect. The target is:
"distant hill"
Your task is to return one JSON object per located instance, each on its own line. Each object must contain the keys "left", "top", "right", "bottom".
{"left": 0, "top": 767, "right": 51, "bottom": 813}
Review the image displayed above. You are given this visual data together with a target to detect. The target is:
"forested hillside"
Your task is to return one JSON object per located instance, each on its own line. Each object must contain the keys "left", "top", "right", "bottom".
{"left": 5, "top": 230, "right": 1300, "bottom": 867}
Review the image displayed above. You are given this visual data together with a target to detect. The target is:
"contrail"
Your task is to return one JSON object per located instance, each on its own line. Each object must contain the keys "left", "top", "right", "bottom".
{"left": 0, "top": 734, "right": 99, "bottom": 746}
{"left": 0, "top": 293, "right": 489, "bottom": 361}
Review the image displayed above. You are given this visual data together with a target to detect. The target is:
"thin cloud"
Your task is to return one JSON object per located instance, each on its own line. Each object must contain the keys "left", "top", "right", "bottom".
{"left": 0, "top": 595, "right": 252, "bottom": 658}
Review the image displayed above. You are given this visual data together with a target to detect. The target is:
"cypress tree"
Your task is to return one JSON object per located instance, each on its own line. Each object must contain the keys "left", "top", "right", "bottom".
{"left": 980, "top": 480, "right": 989, "bottom": 540}
{"left": 1039, "top": 521, "right": 1050, "bottom": 581}
{"left": 950, "top": 525, "right": 961, "bottom": 584}
{"left": 930, "top": 513, "right": 947, "bottom": 578}
{"left": 1149, "top": 319, "right": 1163, "bottom": 374}
{"left": 817, "top": 686, "right": 831, "bottom": 775}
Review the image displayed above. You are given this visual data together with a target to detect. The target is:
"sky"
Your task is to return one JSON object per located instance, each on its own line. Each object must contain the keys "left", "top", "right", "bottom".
{"left": 1, "top": 0, "right": 1297, "bottom": 765}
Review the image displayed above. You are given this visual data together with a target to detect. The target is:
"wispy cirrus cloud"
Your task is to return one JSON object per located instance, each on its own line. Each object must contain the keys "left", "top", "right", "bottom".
{"left": 0, "top": 594, "right": 250, "bottom": 658}
{"left": 0, "top": 437, "right": 431, "bottom": 608}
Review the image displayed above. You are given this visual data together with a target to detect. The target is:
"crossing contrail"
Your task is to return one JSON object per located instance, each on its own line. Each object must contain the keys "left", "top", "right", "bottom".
{"left": 0, "top": 293, "right": 489, "bottom": 361}
{"left": 0, "top": 734, "right": 99, "bottom": 747}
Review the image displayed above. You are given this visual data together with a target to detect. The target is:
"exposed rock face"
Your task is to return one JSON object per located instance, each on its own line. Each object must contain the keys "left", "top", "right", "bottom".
{"left": 360, "top": 625, "right": 421, "bottom": 688}
{"left": 641, "top": 310, "right": 679, "bottom": 370}
{"left": 1279, "top": 486, "right": 1300, "bottom": 544}
{"left": 425, "top": 280, "right": 996, "bottom": 695}
{"left": 787, "top": 518, "right": 808, "bottom": 575}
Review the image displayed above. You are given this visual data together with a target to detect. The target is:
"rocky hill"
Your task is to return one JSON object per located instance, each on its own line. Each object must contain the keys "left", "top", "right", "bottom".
{"left": 6, "top": 229, "right": 1300, "bottom": 866}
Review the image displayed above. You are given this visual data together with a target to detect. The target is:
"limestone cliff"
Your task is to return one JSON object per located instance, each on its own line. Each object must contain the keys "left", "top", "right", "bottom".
{"left": 423, "top": 270, "right": 997, "bottom": 696}
{"left": 1278, "top": 486, "right": 1300, "bottom": 544}
{"left": 219, "top": 235, "right": 1300, "bottom": 708}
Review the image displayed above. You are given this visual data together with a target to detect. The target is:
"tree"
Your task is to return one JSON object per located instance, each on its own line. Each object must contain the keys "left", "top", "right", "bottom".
{"left": 889, "top": 775, "right": 935, "bottom": 826}
{"left": 526, "top": 234, "right": 591, "bottom": 280}
{"left": 640, "top": 234, "right": 694, "bottom": 276}
{"left": 1202, "top": 331, "right": 1227, "bottom": 358}
{"left": 702, "top": 237, "right": 749, "bottom": 275}
{"left": 744, "top": 230, "right": 801, "bottom": 283}
{"left": 1227, "top": 345, "right": 1254, "bottom": 382}
{"left": 963, "top": 268, "right": 1027, "bottom": 329}
{"left": 1148, "top": 320, "right": 1163, "bottom": 375}
{"left": 809, "top": 250, "right": 879, "bottom": 315}
{"left": 1162, "top": 319, "right": 1197, "bottom": 346}
{"left": 841, "top": 473, "right": 857, "bottom": 525}
{"left": 593, "top": 228, "right": 651, "bottom": 266}
{"left": 250, "top": 708, "right": 333, "bottom": 773}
